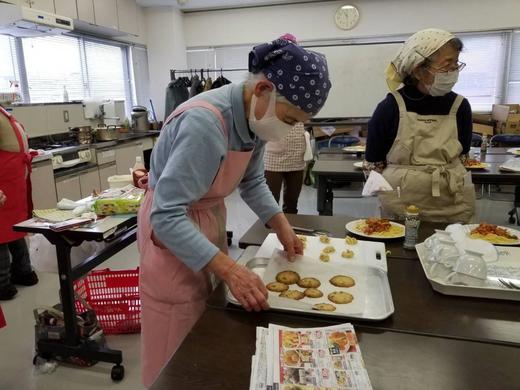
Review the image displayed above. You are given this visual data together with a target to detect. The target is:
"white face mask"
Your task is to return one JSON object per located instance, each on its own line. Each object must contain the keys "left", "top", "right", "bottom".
{"left": 249, "top": 87, "right": 293, "bottom": 142}
{"left": 426, "top": 70, "right": 459, "bottom": 97}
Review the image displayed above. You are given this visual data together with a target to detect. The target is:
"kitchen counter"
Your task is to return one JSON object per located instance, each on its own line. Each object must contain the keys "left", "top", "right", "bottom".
{"left": 32, "top": 153, "right": 53, "bottom": 163}
{"left": 91, "top": 131, "right": 160, "bottom": 149}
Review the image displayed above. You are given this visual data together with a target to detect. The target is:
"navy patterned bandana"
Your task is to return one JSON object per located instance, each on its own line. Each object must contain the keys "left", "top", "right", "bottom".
{"left": 249, "top": 38, "right": 332, "bottom": 116}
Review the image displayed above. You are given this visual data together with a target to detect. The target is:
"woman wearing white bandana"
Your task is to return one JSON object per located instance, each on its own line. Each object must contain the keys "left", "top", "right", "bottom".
{"left": 364, "top": 28, "right": 475, "bottom": 223}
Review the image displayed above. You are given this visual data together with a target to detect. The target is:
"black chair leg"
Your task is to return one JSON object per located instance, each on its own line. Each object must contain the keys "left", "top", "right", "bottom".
{"left": 508, "top": 186, "right": 520, "bottom": 225}
{"left": 226, "top": 230, "right": 233, "bottom": 246}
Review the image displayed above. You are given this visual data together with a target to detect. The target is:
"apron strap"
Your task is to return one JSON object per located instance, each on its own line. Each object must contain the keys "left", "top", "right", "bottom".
{"left": 390, "top": 91, "right": 407, "bottom": 119}
{"left": 449, "top": 94, "right": 464, "bottom": 116}
{"left": 163, "top": 100, "right": 229, "bottom": 146}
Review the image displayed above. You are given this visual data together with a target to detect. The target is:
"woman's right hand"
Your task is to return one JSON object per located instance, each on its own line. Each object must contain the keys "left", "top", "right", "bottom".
{"left": 207, "top": 252, "right": 269, "bottom": 312}
{"left": 222, "top": 262, "right": 269, "bottom": 312}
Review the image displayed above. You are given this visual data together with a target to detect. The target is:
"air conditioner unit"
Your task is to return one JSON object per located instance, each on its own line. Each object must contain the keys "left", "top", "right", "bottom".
{"left": 0, "top": 3, "right": 73, "bottom": 37}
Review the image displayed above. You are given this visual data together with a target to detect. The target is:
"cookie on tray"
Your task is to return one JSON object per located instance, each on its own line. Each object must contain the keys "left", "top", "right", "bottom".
{"left": 276, "top": 271, "right": 300, "bottom": 285}
{"left": 322, "top": 245, "right": 336, "bottom": 254}
{"left": 345, "top": 236, "right": 358, "bottom": 245}
{"left": 329, "top": 275, "right": 355, "bottom": 288}
{"left": 341, "top": 249, "right": 354, "bottom": 259}
{"left": 304, "top": 288, "right": 324, "bottom": 298}
{"left": 319, "top": 253, "right": 330, "bottom": 262}
{"left": 266, "top": 282, "right": 289, "bottom": 293}
{"left": 279, "top": 290, "right": 305, "bottom": 300}
{"left": 297, "top": 235, "right": 307, "bottom": 242}
{"left": 312, "top": 303, "right": 337, "bottom": 312}
{"left": 297, "top": 277, "right": 321, "bottom": 289}
{"left": 319, "top": 235, "right": 331, "bottom": 244}
{"left": 328, "top": 291, "right": 354, "bottom": 304}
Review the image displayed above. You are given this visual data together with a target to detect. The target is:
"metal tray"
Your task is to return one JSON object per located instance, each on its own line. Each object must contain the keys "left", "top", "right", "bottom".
{"left": 416, "top": 243, "right": 520, "bottom": 301}
{"left": 225, "top": 256, "right": 394, "bottom": 321}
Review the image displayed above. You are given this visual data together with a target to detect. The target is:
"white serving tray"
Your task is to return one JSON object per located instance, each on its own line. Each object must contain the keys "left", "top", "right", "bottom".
{"left": 226, "top": 234, "right": 394, "bottom": 321}
{"left": 416, "top": 243, "right": 520, "bottom": 301}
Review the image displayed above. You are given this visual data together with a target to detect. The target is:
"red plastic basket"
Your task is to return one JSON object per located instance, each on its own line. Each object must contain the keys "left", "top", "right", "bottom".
{"left": 74, "top": 268, "right": 140, "bottom": 334}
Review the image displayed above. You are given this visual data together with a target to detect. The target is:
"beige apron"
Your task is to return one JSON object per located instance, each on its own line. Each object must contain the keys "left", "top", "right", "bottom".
{"left": 378, "top": 91, "right": 475, "bottom": 223}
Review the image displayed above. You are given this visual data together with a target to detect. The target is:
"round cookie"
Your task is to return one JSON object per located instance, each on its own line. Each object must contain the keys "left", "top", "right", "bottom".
{"left": 329, "top": 275, "right": 356, "bottom": 288}
{"left": 328, "top": 291, "right": 354, "bottom": 304}
{"left": 279, "top": 290, "right": 305, "bottom": 300}
{"left": 304, "top": 288, "right": 324, "bottom": 298}
{"left": 297, "top": 235, "right": 307, "bottom": 241}
{"left": 312, "top": 303, "right": 337, "bottom": 312}
{"left": 345, "top": 236, "right": 358, "bottom": 245}
{"left": 297, "top": 277, "right": 321, "bottom": 289}
{"left": 266, "top": 282, "right": 289, "bottom": 293}
{"left": 276, "top": 271, "right": 301, "bottom": 285}
{"left": 341, "top": 250, "right": 354, "bottom": 259}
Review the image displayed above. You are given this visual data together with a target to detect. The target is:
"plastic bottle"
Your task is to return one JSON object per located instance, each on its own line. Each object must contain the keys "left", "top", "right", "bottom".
{"left": 481, "top": 135, "right": 488, "bottom": 154}
{"left": 133, "top": 156, "right": 145, "bottom": 171}
{"left": 63, "top": 85, "right": 69, "bottom": 102}
{"left": 403, "top": 205, "right": 420, "bottom": 250}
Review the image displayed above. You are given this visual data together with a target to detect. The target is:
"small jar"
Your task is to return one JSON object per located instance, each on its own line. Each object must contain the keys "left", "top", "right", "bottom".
{"left": 403, "top": 205, "right": 420, "bottom": 250}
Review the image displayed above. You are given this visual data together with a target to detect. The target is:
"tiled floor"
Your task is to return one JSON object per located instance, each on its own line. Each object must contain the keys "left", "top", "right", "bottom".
{"left": 1, "top": 184, "right": 517, "bottom": 389}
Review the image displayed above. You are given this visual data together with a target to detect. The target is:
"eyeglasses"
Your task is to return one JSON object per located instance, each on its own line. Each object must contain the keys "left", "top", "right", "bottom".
{"left": 415, "top": 50, "right": 466, "bottom": 73}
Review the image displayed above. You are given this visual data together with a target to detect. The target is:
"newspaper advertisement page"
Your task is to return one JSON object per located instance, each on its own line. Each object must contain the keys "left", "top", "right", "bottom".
{"left": 271, "top": 323, "right": 372, "bottom": 390}
{"left": 251, "top": 327, "right": 270, "bottom": 390}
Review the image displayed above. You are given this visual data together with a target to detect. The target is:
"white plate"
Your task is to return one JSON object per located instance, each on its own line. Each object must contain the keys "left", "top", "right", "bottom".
{"left": 507, "top": 147, "right": 520, "bottom": 155}
{"left": 353, "top": 161, "right": 363, "bottom": 169}
{"left": 464, "top": 224, "right": 520, "bottom": 246}
{"left": 346, "top": 219, "right": 405, "bottom": 239}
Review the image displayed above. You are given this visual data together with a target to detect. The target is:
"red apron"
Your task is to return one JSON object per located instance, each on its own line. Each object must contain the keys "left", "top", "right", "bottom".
{"left": 137, "top": 101, "right": 254, "bottom": 387}
{"left": 0, "top": 106, "right": 32, "bottom": 244}
{"left": 0, "top": 305, "right": 5, "bottom": 328}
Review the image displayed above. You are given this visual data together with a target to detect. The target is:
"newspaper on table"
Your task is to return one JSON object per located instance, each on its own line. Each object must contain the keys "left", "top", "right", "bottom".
{"left": 250, "top": 322, "right": 372, "bottom": 390}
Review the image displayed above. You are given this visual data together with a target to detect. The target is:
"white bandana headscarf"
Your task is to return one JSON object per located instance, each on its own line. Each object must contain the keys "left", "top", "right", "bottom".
{"left": 385, "top": 28, "right": 455, "bottom": 91}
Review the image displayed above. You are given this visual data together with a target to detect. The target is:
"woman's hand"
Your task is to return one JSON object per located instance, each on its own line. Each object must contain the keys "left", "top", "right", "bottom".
{"left": 207, "top": 252, "right": 269, "bottom": 312}
{"left": 0, "top": 190, "right": 6, "bottom": 208}
{"left": 267, "top": 213, "right": 303, "bottom": 261}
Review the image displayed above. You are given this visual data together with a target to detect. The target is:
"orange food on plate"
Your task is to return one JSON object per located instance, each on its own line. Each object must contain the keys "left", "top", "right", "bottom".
{"left": 362, "top": 218, "right": 392, "bottom": 235}
{"left": 465, "top": 159, "right": 484, "bottom": 168}
{"left": 470, "top": 223, "right": 517, "bottom": 240}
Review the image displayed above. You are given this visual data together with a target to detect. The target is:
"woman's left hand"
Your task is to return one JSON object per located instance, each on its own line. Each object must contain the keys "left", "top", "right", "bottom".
{"left": 268, "top": 213, "right": 303, "bottom": 261}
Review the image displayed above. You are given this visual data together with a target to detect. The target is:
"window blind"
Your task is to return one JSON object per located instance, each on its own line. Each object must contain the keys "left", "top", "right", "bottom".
{"left": 0, "top": 35, "right": 19, "bottom": 93}
{"left": 505, "top": 30, "right": 520, "bottom": 103}
{"left": 456, "top": 32, "right": 507, "bottom": 112}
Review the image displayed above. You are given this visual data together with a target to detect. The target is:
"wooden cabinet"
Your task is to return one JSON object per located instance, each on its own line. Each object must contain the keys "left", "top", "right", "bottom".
{"left": 116, "top": 0, "right": 137, "bottom": 35}
{"left": 79, "top": 167, "right": 101, "bottom": 197}
{"left": 98, "top": 163, "right": 117, "bottom": 191}
{"left": 55, "top": 175, "right": 81, "bottom": 202}
{"left": 115, "top": 141, "right": 143, "bottom": 175}
{"left": 93, "top": 0, "right": 118, "bottom": 30}
{"left": 77, "top": 0, "right": 95, "bottom": 24}
{"left": 31, "top": 160, "right": 57, "bottom": 210}
{"left": 54, "top": 0, "right": 78, "bottom": 18}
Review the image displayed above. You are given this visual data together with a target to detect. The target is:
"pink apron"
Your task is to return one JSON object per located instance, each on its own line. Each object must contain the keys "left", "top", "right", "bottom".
{"left": 137, "top": 101, "right": 254, "bottom": 388}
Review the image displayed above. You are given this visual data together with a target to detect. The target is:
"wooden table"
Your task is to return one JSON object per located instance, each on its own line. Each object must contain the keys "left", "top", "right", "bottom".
{"left": 313, "top": 148, "right": 520, "bottom": 215}
{"left": 13, "top": 216, "right": 137, "bottom": 381}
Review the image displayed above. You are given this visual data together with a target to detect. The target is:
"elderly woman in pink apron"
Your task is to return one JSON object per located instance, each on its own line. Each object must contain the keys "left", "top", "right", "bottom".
{"left": 364, "top": 28, "right": 475, "bottom": 223}
{"left": 137, "top": 36, "right": 332, "bottom": 387}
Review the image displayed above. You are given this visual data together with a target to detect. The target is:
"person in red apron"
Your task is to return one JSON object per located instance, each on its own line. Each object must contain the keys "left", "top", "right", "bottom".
{"left": 0, "top": 105, "right": 38, "bottom": 301}
{"left": 138, "top": 36, "right": 332, "bottom": 387}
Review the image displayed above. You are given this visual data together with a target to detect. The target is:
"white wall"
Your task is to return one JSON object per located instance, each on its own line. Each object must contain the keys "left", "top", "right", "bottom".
{"left": 183, "top": 0, "right": 520, "bottom": 47}
{"left": 145, "top": 6, "right": 187, "bottom": 121}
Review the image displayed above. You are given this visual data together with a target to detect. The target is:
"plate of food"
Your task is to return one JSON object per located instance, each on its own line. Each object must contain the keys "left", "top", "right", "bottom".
{"left": 464, "top": 159, "right": 488, "bottom": 169}
{"left": 466, "top": 223, "right": 520, "bottom": 245}
{"left": 346, "top": 218, "right": 405, "bottom": 239}
{"left": 342, "top": 145, "right": 365, "bottom": 153}
{"left": 353, "top": 161, "right": 363, "bottom": 169}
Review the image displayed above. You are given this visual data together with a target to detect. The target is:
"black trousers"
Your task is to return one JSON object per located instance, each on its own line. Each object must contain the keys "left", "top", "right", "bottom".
{"left": 0, "top": 238, "right": 32, "bottom": 288}
{"left": 265, "top": 170, "right": 304, "bottom": 214}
